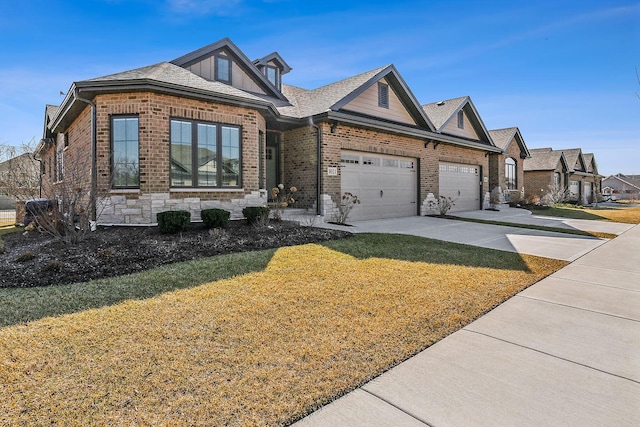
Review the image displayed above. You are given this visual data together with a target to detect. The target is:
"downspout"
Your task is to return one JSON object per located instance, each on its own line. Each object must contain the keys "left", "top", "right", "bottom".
{"left": 74, "top": 89, "right": 97, "bottom": 227}
{"left": 309, "top": 118, "right": 322, "bottom": 216}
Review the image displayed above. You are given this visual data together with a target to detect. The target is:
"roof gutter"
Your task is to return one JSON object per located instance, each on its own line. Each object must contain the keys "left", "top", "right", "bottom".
{"left": 73, "top": 88, "right": 97, "bottom": 224}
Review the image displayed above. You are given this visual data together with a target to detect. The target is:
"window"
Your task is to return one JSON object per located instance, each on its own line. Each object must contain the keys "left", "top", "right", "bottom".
{"left": 505, "top": 157, "right": 517, "bottom": 190}
{"left": 266, "top": 65, "right": 279, "bottom": 89}
{"left": 457, "top": 110, "right": 464, "bottom": 129}
{"left": 111, "top": 116, "right": 139, "bottom": 188}
{"left": 378, "top": 82, "right": 389, "bottom": 108}
{"left": 216, "top": 55, "right": 231, "bottom": 84}
{"left": 554, "top": 172, "right": 561, "bottom": 187}
{"left": 170, "top": 119, "right": 241, "bottom": 188}
{"left": 55, "top": 142, "right": 64, "bottom": 182}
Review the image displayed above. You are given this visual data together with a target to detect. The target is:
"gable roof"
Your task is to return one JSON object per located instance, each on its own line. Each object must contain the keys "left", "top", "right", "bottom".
{"left": 422, "top": 96, "right": 494, "bottom": 145}
{"left": 253, "top": 52, "right": 292, "bottom": 75}
{"left": 558, "top": 148, "right": 586, "bottom": 172}
{"left": 582, "top": 153, "right": 599, "bottom": 175}
{"left": 279, "top": 64, "right": 434, "bottom": 129}
{"left": 488, "top": 127, "right": 530, "bottom": 159}
{"left": 170, "top": 38, "right": 288, "bottom": 101}
{"left": 602, "top": 174, "right": 640, "bottom": 191}
{"left": 524, "top": 148, "right": 568, "bottom": 172}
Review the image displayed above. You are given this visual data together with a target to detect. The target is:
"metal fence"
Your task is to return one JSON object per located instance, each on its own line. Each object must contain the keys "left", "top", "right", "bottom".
{"left": 0, "top": 209, "right": 16, "bottom": 226}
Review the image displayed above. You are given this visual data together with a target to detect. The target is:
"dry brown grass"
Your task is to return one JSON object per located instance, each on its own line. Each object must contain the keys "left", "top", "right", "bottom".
{"left": 585, "top": 206, "right": 640, "bottom": 224}
{"left": 0, "top": 243, "right": 565, "bottom": 426}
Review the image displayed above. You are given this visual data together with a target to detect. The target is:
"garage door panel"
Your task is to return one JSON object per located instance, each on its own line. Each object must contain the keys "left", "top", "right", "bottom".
{"left": 439, "top": 163, "right": 480, "bottom": 213}
{"left": 341, "top": 151, "right": 417, "bottom": 221}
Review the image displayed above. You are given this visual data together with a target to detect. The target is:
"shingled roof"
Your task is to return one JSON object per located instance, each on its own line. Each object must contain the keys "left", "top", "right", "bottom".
{"left": 422, "top": 96, "right": 494, "bottom": 145}
{"left": 422, "top": 96, "right": 467, "bottom": 130}
{"left": 524, "top": 148, "right": 567, "bottom": 171}
{"left": 488, "top": 127, "right": 530, "bottom": 158}
{"left": 81, "top": 62, "right": 275, "bottom": 105}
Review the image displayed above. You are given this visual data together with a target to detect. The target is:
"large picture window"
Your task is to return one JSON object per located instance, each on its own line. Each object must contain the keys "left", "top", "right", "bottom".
{"left": 111, "top": 116, "right": 139, "bottom": 188}
{"left": 170, "top": 119, "right": 241, "bottom": 188}
{"left": 505, "top": 157, "right": 517, "bottom": 190}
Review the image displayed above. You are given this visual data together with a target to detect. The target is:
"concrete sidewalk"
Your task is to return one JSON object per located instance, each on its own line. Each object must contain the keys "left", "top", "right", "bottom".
{"left": 295, "top": 219, "right": 640, "bottom": 426}
{"left": 315, "top": 207, "right": 623, "bottom": 262}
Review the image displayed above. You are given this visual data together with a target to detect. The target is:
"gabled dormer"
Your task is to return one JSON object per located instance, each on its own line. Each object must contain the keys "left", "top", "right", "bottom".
{"left": 253, "top": 52, "right": 291, "bottom": 91}
{"left": 170, "top": 38, "right": 288, "bottom": 101}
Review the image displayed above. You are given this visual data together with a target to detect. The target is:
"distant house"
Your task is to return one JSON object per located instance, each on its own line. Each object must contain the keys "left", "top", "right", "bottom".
{"left": 524, "top": 147, "right": 600, "bottom": 204}
{"left": 36, "top": 37, "right": 503, "bottom": 225}
{"left": 0, "top": 152, "right": 40, "bottom": 205}
{"left": 488, "top": 127, "right": 530, "bottom": 203}
{"left": 601, "top": 174, "right": 640, "bottom": 200}
{"left": 523, "top": 148, "right": 569, "bottom": 202}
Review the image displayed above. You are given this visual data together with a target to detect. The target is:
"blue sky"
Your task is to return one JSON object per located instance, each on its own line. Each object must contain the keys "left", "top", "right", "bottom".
{"left": 1, "top": 0, "right": 638, "bottom": 176}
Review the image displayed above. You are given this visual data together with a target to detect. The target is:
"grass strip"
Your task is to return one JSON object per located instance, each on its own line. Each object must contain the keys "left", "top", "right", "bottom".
{"left": 0, "top": 249, "right": 275, "bottom": 327}
{"left": 448, "top": 216, "right": 617, "bottom": 240}
{"left": 529, "top": 205, "right": 640, "bottom": 224}
{"left": 0, "top": 234, "right": 566, "bottom": 426}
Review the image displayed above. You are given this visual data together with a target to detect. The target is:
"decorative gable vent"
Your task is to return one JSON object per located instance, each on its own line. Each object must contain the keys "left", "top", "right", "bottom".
{"left": 378, "top": 82, "right": 389, "bottom": 108}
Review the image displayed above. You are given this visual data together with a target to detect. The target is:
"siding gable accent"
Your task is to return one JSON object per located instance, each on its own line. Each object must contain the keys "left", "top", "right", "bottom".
{"left": 330, "top": 65, "right": 434, "bottom": 130}
{"left": 422, "top": 96, "right": 494, "bottom": 146}
{"left": 171, "top": 38, "right": 287, "bottom": 102}
{"left": 341, "top": 77, "right": 417, "bottom": 126}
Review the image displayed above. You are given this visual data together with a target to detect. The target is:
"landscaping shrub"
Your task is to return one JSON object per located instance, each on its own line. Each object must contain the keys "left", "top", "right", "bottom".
{"left": 242, "top": 206, "right": 270, "bottom": 225}
{"left": 201, "top": 208, "right": 230, "bottom": 229}
{"left": 157, "top": 210, "right": 191, "bottom": 234}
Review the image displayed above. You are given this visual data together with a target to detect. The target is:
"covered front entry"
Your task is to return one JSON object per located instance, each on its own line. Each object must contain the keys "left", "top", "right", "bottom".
{"left": 439, "top": 162, "right": 481, "bottom": 213}
{"left": 340, "top": 151, "right": 417, "bottom": 221}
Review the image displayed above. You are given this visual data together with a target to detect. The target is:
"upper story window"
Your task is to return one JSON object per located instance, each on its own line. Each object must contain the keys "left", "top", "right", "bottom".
{"left": 505, "top": 157, "right": 516, "bottom": 190}
{"left": 378, "top": 82, "right": 389, "bottom": 108}
{"left": 170, "top": 118, "right": 241, "bottom": 188}
{"left": 111, "top": 116, "right": 140, "bottom": 188}
{"left": 457, "top": 110, "right": 464, "bottom": 129}
{"left": 266, "top": 65, "right": 279, "bottom": 89}
{"left": 216, "top": 55, "right": 231, "bottom": 84}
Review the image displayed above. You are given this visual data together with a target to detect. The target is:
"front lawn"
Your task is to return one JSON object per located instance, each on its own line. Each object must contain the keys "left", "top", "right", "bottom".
{"left": 530, "top": 205, "right": 640, "bottom": 224}
{"left": 0, "top": 234, "right": 566, "bottom": 426}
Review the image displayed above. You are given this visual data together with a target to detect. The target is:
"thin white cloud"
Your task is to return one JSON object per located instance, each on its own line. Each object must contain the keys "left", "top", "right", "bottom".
{"left": 165, "top": 0, "right": 244, "bottom": 16}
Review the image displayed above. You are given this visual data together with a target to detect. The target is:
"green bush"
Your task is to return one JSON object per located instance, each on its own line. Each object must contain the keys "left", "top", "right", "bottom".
{"left": 242, "top": 206, "right": 270, "bottom": 225}
{"left": 157, "top": 210, "right": 191, "bottom": 234}
{"left": 201, "top": 208, "right": 230, "bottom": 229}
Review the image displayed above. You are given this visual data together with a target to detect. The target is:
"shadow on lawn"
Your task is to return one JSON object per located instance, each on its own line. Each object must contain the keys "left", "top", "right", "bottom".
{"left": 0, "top": 249, "right": 276, "bottom": 328}
{"left": 321, "top": 233, "right": 533, "bottom": 272}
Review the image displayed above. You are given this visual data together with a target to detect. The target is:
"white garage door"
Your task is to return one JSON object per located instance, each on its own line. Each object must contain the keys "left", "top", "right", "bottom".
{"left": 439, "top": 163, "right": 480, "bottom": 213}
{"left": 340, "top": 151, "right": 417, "bottom": 221}
{"left": 583, "top": 182, "right": 592, "bottom": 204}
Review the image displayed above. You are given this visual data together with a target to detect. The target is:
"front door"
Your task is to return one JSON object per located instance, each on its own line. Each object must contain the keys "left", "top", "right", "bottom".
{"left": 266, "top": 133, "right": 280, "bottom": 199}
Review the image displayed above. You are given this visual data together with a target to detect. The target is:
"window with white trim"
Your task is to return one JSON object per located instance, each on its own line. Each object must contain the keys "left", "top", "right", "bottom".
{"left": 505, "top": 157, "right": 517, "bottom": 190}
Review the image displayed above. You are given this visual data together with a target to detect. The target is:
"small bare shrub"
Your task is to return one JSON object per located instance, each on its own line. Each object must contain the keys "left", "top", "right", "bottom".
{"left": 428, "top": 195, "right": 456, "bottom": 216}
{"left": 333, "top": 192, "right": 360, "bottom": 225}
{"left": 96, "top": 247, "right": 117, "bottom": 259}
{"left": 269, "top": 184, "right": 298, "bottom": 221}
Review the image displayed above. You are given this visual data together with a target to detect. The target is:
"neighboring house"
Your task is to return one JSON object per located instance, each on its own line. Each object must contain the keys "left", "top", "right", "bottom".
{"left": 36, "top": 38, "right": 502, "bottom": 225}
{"left": 601, "top": 174, "right": 640, "bottom": 200}
{"left": 523, "top": 148, "right": 569, "bottom": 202}
{"left": 561, "top": 148, "right": 601, "bottom": 204}
{"left": 488, "top": 127, "right": 530, "bottom": 203}
{"left": 0, "top": 152, "right": 40, "bottom": 202}
{"left": 421, "top": 96, "right": 499, "bottom": 212}
{"left": 524, "top": 147, "right": 600, "bottom": 204}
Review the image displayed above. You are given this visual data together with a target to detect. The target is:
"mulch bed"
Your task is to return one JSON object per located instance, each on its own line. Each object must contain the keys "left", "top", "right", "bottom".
{"left": 0, "top": 221, "right": 351, "bottom": 288}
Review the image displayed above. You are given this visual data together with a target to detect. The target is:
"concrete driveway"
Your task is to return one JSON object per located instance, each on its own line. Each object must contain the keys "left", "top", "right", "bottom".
{"left": 318, "top": 207, "right": 633, "bottom": 261}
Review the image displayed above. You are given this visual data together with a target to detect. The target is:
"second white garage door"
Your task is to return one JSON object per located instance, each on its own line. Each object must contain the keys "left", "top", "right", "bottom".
{"left": 439, "top": 163, "right": 481, "bottom": 213}
{"left": 340, "top": 151, "right": 417, "bottom": 221}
